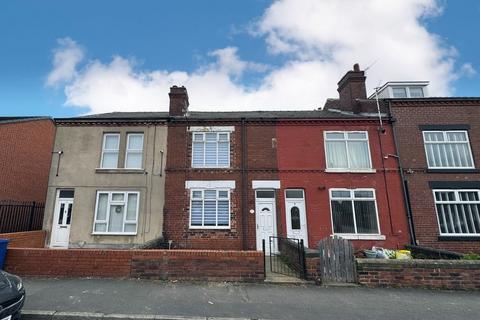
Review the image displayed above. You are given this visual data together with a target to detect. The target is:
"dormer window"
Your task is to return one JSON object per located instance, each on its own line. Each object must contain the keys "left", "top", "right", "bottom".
{"left": 392, "top": 86, "right": 424, "bottom": 98}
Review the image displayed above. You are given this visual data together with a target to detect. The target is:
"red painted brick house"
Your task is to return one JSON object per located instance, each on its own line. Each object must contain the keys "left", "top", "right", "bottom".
{"left": 0, "top": 117, "right": 55, "bottom": 202}
{"left": 388, "top": 97, "right": 480, "bottom": 253}
{"left": 163, "top": 65, "right": 411, "bottom": 250}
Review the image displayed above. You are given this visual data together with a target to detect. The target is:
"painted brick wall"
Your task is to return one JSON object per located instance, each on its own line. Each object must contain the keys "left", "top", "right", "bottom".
{"left": 357, "top": 258, "right": 480, "bottom": 290}
{"left": 276, "top": 120, "right": 411, "bottom": 250}
{"left": 0, "top": 230, "right": 46, "bottom": 248}
{"left": 391, "top": 101, "right": 480, "bottom": 252}
{"left": 163, "top": 121, "right": 278, "bottom": 250}
{"left": 4, "top": 248, "right": 264, "bottom": 281}
{"left": 0, "top": 119, "right": 55, "bottom": 202}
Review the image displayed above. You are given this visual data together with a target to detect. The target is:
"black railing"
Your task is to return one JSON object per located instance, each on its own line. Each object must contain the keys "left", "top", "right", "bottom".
{"left": 0, "top": 200, "right": 45, "bottom": 233}
{"left": 269, "top": 236, "right": 306, "bottom": 279}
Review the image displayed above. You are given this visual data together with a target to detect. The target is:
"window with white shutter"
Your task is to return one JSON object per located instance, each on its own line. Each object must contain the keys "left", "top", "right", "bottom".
{"left": 423, "top": 131, "right": 474, "bottom": 169}
{"left": 192, "top": 132, "right": 230, "bottom": 168}
{"left": 190, "top": 189, "right": 230, "bottom": 228}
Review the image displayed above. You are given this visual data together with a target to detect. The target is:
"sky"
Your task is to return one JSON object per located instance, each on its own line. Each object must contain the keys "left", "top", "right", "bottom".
{"left": 0, "top": 0, "right": 479, "bottom": 117}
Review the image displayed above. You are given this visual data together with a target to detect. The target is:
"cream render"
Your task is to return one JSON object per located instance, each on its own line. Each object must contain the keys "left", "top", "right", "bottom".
{"left": 43, "top": 123, "right": 168, "bottom": 248}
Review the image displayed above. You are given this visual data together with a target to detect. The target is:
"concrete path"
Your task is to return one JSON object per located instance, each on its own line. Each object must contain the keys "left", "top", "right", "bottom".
{"left": 23, "top": 277, "right": 480, "bottom": 320}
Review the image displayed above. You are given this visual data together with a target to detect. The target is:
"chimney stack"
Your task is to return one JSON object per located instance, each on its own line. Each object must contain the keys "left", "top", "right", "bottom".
{"left": 337, "top": 63, "right": 367, "bottom": 112}
{"left": 169, "top": 86, "right": 189, "bottom": 116}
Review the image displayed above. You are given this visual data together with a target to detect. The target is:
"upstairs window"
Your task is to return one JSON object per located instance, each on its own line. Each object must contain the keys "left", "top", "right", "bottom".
{"left": 423, "top": 131, "right": 474, "bottom": 169}
{"left": 434, "top": 190, "right": 480, "bottom": 236}
{"left": 325, "top": 131, "right": 372, "bottom": 171}
{"left": 101, "top": 133, "right": 120, "bottom": 168}
{"left": 330, "top": 189, "right": 380, "bottom": 235}
{"left": 392, "top": 87, "right": 407, "bottom": 98}
{"left": 392, "top": 86, "right": 424, "bottom": 98}
{"left": 192, "top": 132, "right": 230, "bottom": 168}
{"left": 190, "top": 189, "right": 230, "bottom": 228}
{"left": 125, "top": 133, "right": 144, "bottom": 169}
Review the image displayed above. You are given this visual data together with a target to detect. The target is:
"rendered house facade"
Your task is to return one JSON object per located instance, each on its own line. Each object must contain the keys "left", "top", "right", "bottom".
{"left": 388, "top": 97, "right": 480, "bottom": 253}
{"left": 43, "top": 116, "right": 168, "bottom": 248}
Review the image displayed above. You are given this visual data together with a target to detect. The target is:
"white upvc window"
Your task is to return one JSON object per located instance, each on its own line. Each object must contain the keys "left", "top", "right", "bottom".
{"left": 329, "top": 189, "right": 380, "bottom": 235}
{"left": 423, "top": 130, "right": 475, "bottom": 169}
{"left": 100, "top": 133, "right": 120, "bottom": 168}
{"left": 391, "top": 86, "right": 424, "bottom": 98}
{"left": 324, "top": 131, "right": 372, "bottom": 171}
{"left": 125, "top": 133, "right": 144, "bottom": 169}
{"left": 189, "top": 189, "right": 230, "bottom": 229}
{"left": 93, "top": 191, "right": 139, "bottom": 235}
{"left": 423, "top": 131, "right": 474, "bottom": 169}
{"left": 433, "top": 189, "right": 480, "bottom": 236}
{"left": 192, "top": 132, "right": 230, "bottom": 168}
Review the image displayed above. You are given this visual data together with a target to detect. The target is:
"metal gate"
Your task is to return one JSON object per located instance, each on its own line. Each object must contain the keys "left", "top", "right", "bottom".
{"left": 268, "top": 236, "right": 306, "bottom": 279}
{"left": 318, "top": 236, "right": 357, "bottom": 283}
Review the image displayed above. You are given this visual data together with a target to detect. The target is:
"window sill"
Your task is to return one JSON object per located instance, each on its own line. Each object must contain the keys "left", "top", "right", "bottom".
{"left": 333, "top": 234, "right": 386, "bottom": 240}
{"left": 92, "top": 232, "right": 137, "bottom": 236}
{"left": 95, "top": 168, "right": 145, "bottom": 174}
{"left": 438, "top": 235, "right": 480, "bottom": 241}
{"left": 325, "top": 169, "right": 376, "bottom": 174}
{"left": 189, "top": 226, "right": 231, "bottom": 230}
{"left": 426, "top": 168, "right": 479, "bottom": 173}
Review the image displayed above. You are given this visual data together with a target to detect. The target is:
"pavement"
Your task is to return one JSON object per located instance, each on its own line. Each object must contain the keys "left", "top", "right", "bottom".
{"left": 22, "top": 277, "right": 480, "bottom": 320}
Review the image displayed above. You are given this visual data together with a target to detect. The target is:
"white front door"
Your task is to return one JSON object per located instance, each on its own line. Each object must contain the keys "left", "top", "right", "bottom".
{"left": 255, "top": 190, "right": 276, "bottom": 253}
{"left": 50, "top": 190, "right": 74, "bottom": 248}
{"left": 285, "top": 189, "right": 308, "bottom": 247}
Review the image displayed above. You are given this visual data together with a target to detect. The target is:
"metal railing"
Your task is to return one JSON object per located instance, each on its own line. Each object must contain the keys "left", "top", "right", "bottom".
{"left": 269, "top": 236, "right": 306, "bottom": 279}
{"left": 0, "top": 200, "right": 44, "bottom": 233}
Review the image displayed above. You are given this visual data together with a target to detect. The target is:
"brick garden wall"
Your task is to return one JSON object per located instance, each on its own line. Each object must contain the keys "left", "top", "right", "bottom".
{"left": 357, "top": 258, "right": 480, "bottom": 290}
{"left": 4, "top": 248, "right": 264, "bottom": 281}
{"left": 0, "top": 230, "right": 46, "bottom": 248}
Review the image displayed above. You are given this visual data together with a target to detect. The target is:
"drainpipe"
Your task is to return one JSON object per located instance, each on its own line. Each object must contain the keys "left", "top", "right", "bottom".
{"left": 389, "top": 101, "right": 417, "bottom": 245}
{"left": 241, "top": 117, "right": 248, "bottom": 250}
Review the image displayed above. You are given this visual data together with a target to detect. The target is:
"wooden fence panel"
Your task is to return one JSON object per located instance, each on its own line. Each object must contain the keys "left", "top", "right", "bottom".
{"left": 318, "top": 236, "right": 356, "bottom": 284}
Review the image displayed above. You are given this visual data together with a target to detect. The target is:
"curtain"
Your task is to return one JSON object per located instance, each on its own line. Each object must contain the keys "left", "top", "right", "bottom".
{"left": 326, "top": 141, "right": 348, "bottom": 168}
{"left": 348, "top": 141, "right": 370, "bottom": 169}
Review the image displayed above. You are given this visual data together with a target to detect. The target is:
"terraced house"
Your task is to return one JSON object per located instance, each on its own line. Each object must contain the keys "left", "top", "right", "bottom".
{"left": 42, "top": 65, "right": 412, "bottom": 251}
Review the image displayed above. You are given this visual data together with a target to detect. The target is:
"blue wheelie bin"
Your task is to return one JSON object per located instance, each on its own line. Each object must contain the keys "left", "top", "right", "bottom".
{"left": 0, "top": 239, "right": 9, "bottom": 269}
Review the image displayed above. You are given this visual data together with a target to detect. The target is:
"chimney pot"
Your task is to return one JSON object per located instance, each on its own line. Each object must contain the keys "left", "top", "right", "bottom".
{"left": 353, "top": 63, "right": 360, "bottom": 72}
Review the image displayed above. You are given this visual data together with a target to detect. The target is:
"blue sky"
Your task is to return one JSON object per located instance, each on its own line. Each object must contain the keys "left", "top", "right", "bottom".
{"left": 0, "top": 0, "right": 479, "bottom": 117}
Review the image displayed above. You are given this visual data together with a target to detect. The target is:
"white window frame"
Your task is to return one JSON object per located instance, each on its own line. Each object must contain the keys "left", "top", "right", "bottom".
{"left": 390, "top": 86, "right": 424, "bottom": 98}
{"left": 422, "top": 130, "right": 475, "bottom": 169}
{"left": 92, "top": 191, "right": 140, "bottom": 235}
{"left": 433, "top": 189, "right": 480, "bottom": 236}
{"left": 124, "top": 133, "right": 144, "bottom": 169}
{"left": 100, "top": 133, "right": 120, "bottom": 169}
{"left": 329, "top": 188, "right": 382, "bottom": 238}
{"left": 324, "top": 131, "right": 374, "bottom": 172}
{"left": 189, "top": 188, "right": 231, "bottom": 229}
{"left": 191, "top": 132, "right": 231, "bottom": 168}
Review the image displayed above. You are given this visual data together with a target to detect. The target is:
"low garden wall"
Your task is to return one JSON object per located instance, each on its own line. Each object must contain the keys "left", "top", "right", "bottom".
{"left": 0, "top": 230, "right": 46, "bottom": 248}
{"left": 4, "top": 248, "right": 264, "bottom": 282}
{"left": 357, "top": 258, "right": 480, "bottom": 290}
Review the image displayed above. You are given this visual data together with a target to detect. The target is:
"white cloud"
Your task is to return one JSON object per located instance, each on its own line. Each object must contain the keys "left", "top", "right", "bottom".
{"left": 459, "top": 63, "right": 477, "bottom": 78}
{"left": 46, "top": 38, "right": 84, "bottom": 87}
{"left": 47, "top": 0, "right": 464, "bottom": 114}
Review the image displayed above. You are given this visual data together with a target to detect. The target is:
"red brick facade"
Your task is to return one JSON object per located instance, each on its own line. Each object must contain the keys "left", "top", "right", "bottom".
{"left": 4, "top": 248, "right": 264, "bottom": 281}
{"left": 390, "top": 99, "right": 480, "bottom": 252}
{"left": 276, "top": 120, "right": 410, "bottom": 250}
{"left": 0, "top": 230, "right": 46, "bottom": 248}
{"left": 0, "top": 118, "right": 54, "bottom": 202}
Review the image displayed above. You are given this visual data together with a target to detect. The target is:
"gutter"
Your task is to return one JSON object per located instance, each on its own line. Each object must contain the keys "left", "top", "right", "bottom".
{"left": 388, "top": 101, "right": 417, "bottom": 245}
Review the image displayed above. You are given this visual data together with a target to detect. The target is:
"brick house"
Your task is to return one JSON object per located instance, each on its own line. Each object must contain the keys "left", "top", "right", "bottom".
{"left": 388, "top": 97, "right": 480, "bottom": 253}
{"left": 0, "top": 117, "right": 55, "bottom": 202}
{"left": 163, "top": 67, "right": 411, "bottom": 250}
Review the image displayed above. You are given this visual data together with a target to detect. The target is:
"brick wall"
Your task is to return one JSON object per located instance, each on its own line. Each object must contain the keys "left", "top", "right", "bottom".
{"left": 163, "top": 120, "right": 278, "bottom": 250}
{"left": 0, "top": 230, "right": 46, "bottom": 248}
{"left": 357, "top": 258, "right": 480, "bottom": 290}
{"left": 391, "top": 101, "right": 480, "bottom": 252}
{"left": 0, "top": 119, "right": 55, "bottom": 202}
{"left": 305, "top": 256, "right": 320, "bottom": 282}
{"left": 4, "top": 248, "right": 264, "bottom": 281}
